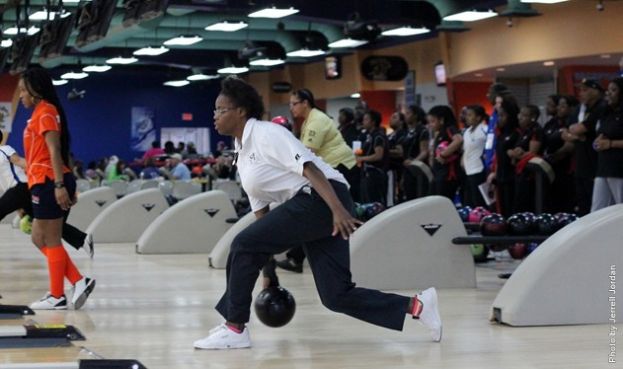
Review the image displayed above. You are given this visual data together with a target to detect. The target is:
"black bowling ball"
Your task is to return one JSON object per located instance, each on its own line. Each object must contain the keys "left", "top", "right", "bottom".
{"left": 507, "top": 213, "right": 534, "bottom": 235}
{"left": 554, "top": 212, "right": 579, "bottom": 231}
{"left": 520, "top": 212, "right": 537, "bottom": 227}
{"left": 480, "top": 213, "right": 507, "bottom": 236}
{"left": 254, "top": 286, "right": 296, "bottom": 328}
{"left": 535, "top": 213, "right": 557, "bottom": 235}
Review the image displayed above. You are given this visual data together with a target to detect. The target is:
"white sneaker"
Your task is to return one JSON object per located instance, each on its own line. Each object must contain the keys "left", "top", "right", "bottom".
{"left": 82, "top": 234, "right": 94, "bottom": 259}
{"left": 193, "top": 324, "right": 251, "bottom": 350}
{"left": 416, "top": 287, "right": 442, "bottom": 342}
{"left": 30, "top": 293, "right": 67, "bottom": 310}
{"left": 71, "top": 277, "right": 96, "bottom": 310}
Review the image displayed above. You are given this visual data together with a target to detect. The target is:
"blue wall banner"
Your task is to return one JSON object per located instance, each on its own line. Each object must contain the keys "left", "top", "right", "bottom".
{"left": 131, "top": 107, "right": 156, "bottom": 152}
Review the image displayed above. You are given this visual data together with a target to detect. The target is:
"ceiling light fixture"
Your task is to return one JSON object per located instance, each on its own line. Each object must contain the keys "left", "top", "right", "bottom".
{"left": 381, "top": 26, "right": 430, "bottom": 37}
{"left": 186, "top": 74, "right": 221, "bottom": 81}
{"left": 4, "top": 26, "right": 40, "bottom": 35}
{"left": 543, "top": 60, "right": 555, "bottom": 66}
{"left": 134, "top": 45, "right": 170, "bottom": 56}
{"left": 163, "top": 35, "right": 203, "bottom": 46}
{"left": 29, "top": 9, "right": 71, "bottom": 21}
{"left": 328, "top": 38, "right": 368, "bottom": 48}
{"left": 286, "top": 48, "right": 326, "bottom": 58}
{"left": 205, "top": 21, "right": 248, "bottom": 32}
{"left": 52, "top": 79, "right": 68, "bottom": 86}
{"left": 163, "top": 80, "right": 190, "bottom": 87}
{"left": 350, "top": 93, "right": 361, "bottom": 99}
{"left": 106, "top": 56, "right": 138, "bottom": 65}
{"left": 60, "top": 71, "right": 89, "bottom": 80}
{"left": 443, "top": 10, "right": 497, "bottom": 22}
{"left": 0, "top": 39, "right": 13, "bottom": 48}
{"left": 248, "top": 7, "right": 299, "bottom": 19}
{"left": 217, "top": 66, "right": 250, "bottom": 74}
{"left": 82, "top": 65, "right": 112, "bottom": 72}
{"left": 249, "top": 58, "right": 285, "bottom": 67}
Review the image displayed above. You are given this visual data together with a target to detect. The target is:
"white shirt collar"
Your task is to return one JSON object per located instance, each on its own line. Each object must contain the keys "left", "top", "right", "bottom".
{"left": 235, "top": 117, "right": 258, "bottom": 151}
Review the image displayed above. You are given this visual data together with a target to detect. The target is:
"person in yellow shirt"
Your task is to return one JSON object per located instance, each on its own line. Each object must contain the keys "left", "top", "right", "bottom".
{"left": 278, "top": 89, "right": 361, "bottom": 273}
{"left": 290, "top": 88, "right": 360, "bottom": 200}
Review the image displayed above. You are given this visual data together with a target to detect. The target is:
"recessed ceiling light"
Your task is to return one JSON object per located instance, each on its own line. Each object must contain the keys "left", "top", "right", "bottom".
{"left": 52, "top": 79, "right": 68, "bottom": 86}
{"left": 249, "top": 58, "right": 285, "bottom": 67}
{"left": 381, "top": 27, "right": 430, "bottom": 37}
{"left": 163, "top": 35, "right": 203, "bottom": 46}
{"left": 350, "top": 93, "right": 361, "bottom": 99}
{"left": 328, "top": 38, "right": 368, "bottom": 48}
{"left": 286, "top": 49, "right": 326, "bottom": 58}
{"left": 82, "top": 65, "right": 112, "bottom": 72}
{"left": 133, "top": 46, "right": 170, "bottom": 56}
{"left": 248, "top": 7, "right": 299, "bottom": 19}
{"left": 543, "top": 61, "right": 555, "bottom": 66}
{"left": 443, "top": 10, "right": 497, "bottom": 22}
{"left": 163, "top": 80, "right": 190, "bottom": 87}
{"left": 205, "top": 21, "right": 248, "bottom": 32}
{"left": 217, "top": 66, "right": 249, "bottom": 74}
{"left": 106, "top": 56, "right": 138, "bottom": 65}
{"left": 187, "top": 74, "right": 220, "bottom": 81}
{"left": 60, "top": 71, "right": 89, "bottom": 80}
{"left": 0, "top": 39, "right": 13, "bottom": 48}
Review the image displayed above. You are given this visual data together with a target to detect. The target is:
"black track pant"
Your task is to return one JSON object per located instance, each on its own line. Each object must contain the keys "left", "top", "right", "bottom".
{"left": 215, "top": 181, "right": 410, "bottom": 330}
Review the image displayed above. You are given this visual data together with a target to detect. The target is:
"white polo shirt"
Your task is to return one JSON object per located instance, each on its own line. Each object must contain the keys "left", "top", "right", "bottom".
{"left": 235, "top": 118, "right": 348, "bottom": 212}
{"left": 462, "top": 123, "right": 488, "bottom": 175}
{"left": 0, "top": 145, "right": 27, "bottom": 192}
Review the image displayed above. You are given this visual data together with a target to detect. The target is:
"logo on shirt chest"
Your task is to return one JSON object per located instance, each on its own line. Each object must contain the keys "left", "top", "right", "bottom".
{"left": 248, "top": 153, "right": 257, "bottom": 164}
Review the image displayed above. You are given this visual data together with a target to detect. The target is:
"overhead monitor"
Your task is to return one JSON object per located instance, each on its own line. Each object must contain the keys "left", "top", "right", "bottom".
{"left": 9, "top": 34, "right": 39, "bottom": 75}
{"left": 39, "top": 14, "right": 76, "bottom": 60}
{"left": 122, "top": 0, "right": 141, "bottom": 26}
{"left": 138, "top": 0, "right": 169, "bottom": 21}
{"left": 75, "top": 0, "right": 117, "bottom": 48}
{"left": 0, "top": 48, "right": 9, "bottom": 73}
{"left": 123, "top": 0, "right": 169, "bottom": 27}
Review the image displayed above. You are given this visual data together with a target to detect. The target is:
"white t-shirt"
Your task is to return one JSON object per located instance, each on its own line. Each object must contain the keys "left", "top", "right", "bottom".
{"left": 0, "top": 145, "right": 27, "bottom": 192}
{"left": 235, "top": 118, "right": 348, "bottom": 212}
{"left": 462, "top": 123, "right": 488, "bottom": 175}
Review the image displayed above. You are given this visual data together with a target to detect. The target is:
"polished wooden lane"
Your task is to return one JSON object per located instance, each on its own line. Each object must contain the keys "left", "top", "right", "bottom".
{"left": 0, "top": 224, "right": 617, "bottom": 369}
